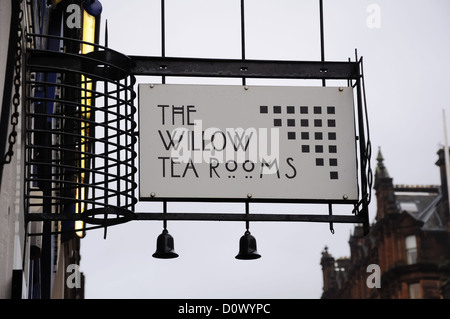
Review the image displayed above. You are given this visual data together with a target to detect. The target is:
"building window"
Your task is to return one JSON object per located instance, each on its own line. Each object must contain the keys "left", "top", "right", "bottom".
{"left": 399, "top": 202, "right": 419, "bottom": 213}
{"left": 405, "top": 235, "right": 417, "bottom": 264}
{"left": 409, "top": 282, "right": 421, "bottom": 299}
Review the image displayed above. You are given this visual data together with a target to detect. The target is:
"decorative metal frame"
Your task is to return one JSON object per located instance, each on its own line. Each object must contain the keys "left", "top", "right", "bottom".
{"left": 127, "top": 54, "right": 371, "bottom": 235}
{"left": 25, "top": 33, "right": 138, "bottom": 236}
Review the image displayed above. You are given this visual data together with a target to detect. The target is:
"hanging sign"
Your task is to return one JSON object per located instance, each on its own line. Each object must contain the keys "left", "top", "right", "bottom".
{"left": 138, "top": 84, "right": 358, "bottom": 202}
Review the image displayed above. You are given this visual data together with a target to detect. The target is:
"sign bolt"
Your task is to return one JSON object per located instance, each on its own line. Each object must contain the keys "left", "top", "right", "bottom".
{"left": 338, "top": 87, "right": 344, "bottom": 92}
{"left": 247, "top": 193, "right": 252, "bottom": 198}
{"left": 343, "top": 194, "right": 348, "bottom": 200}
{"left": 150, "top": 192, "right": 156, "bottom": 198}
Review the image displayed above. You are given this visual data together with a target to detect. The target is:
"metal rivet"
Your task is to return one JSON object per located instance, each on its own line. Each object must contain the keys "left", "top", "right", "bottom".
{"left": 247, "top": 193, "right": 252, "bottom": 198}
{"left": 338, "top": 87, "right": 344, "bottom": 92}
{"left": 343, "top": 194, "right": 348, "bottom": 200}
{"left": 150, "top": 192, "right": 156, "bottom": 198}
{"left": 150, "top": 84, "right": 154, "bottom": 88}
{"left": 244, "top": 86, "right": 249, "bottom": 90}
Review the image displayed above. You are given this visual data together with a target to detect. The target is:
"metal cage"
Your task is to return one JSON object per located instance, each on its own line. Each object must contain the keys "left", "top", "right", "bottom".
{"left": 25, "top": 33, "right": 137, "bottom": 234}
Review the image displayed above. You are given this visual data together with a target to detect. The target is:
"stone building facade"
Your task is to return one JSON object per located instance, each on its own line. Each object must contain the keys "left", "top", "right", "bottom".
{"left": 321, "top": 148, "right": 450, "bottom": 299}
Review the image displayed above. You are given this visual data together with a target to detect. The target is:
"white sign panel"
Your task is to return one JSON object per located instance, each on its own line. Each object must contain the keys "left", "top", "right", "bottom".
{"left": 138, "top": 84, "right": 358, "bottom": 202}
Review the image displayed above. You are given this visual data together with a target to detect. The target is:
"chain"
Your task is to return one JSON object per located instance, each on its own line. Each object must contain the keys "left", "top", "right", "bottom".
{"left": 2, "top": 4, "right": 23, "bottom": 165}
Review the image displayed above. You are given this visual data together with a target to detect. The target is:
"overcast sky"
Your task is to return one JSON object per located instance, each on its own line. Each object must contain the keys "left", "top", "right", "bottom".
{"left": 80, "top": 0, "right": 450, "bottom": 298}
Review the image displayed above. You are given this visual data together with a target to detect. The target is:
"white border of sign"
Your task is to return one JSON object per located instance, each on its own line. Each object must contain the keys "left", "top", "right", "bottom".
{"left": 138, "top": 84, "right": 358, "bottom": 203}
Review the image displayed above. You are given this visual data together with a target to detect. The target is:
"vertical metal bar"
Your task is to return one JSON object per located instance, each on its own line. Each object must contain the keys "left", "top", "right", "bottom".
{"left": 116, "top": 82, "right": 121, "bottom": 209}
{"left": 320, "top": 0, "right": 332, "bottom": 232}
{"left": 442, "top": 109, "right": 450, "bottom": 214}
{"left": 245, "top": 200, "right": 249, "bottom": 230}
{"left": 163, "top": 200, "right": 168, "bottom": 229}
{"left": 347, "top": 57, "right": 351, "bottom": 87}
{"left": 319, "top": 0, "right": 325, "bottom": 87}
{"left": 240, "top": 0, "right": 246, "bottom": 86}
{"left": 356, "top": 56, "right": 369, "bottom": 234}
{"left": 129, "top": 77, "right": 136, "bottom": 211}
{"left": 124, "top": 76, "right": 129, "bottom": 209}
{"left": 105, "top": 20, "right": 108, "bottom": 49}
{"left": 103, "top": 79, "right": 109, "bottom": 239}
{"left": 103, "top": 22, "right": 110, "bottom": 240}
{"left": 161, "top": 0, "right": 166, "bottom": 84}
{"left": 328, "top": 203, "right": 334, "bottom": 234}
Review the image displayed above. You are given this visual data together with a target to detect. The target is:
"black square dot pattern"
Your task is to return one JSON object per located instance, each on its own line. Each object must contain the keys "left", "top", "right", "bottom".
{"left": 260, "top": 104, "right": 340, "bottom": 180}
{"left": 287, "top": 119, "right": 296, "bottom": 127}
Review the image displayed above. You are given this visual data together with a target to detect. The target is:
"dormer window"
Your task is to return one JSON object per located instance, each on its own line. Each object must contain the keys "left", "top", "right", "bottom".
{"left": 405, "top": 235, "right": 417, "bottom": 264}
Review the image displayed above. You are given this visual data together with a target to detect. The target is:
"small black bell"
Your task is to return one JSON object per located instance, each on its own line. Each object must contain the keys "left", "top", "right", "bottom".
{"left": 235, "top": 230, "right": 261, "bottom": 260}
{"left": 152, "top": 229, "right": 179, "bottom": 259}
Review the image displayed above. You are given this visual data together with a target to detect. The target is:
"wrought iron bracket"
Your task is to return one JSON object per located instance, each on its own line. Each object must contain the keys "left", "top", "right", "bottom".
{"left": 24, "top": 43, "right": 371, "bottom": 237}
{"left": 26, "top": 211, "right": 366, "bottom": 228}
{"left": 128, "top": 55, "right": 360, "bottom": 80}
